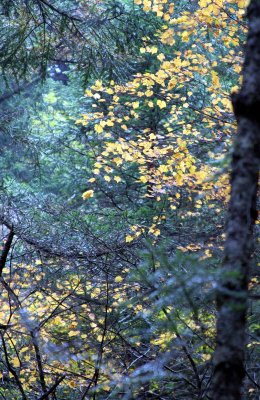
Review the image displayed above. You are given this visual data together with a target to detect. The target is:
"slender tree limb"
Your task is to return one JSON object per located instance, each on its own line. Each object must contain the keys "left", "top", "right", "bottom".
{"left": 0, "top": 218, "right": 132, "bottom": 262}
{"left": 31, "top": 331, "right": 49, "bottom": 399}
{"left": 37, "top": 0, "right": 82, "bottom": 22}
{"left": 0, "top": 226, "right": 14, "bottom": 276}
{"left": 1, "top": 334, "right": 28, "bottom": 400}
{"left": 37, "top": 375, "right": 66, "bottom": 400}
{"left": 0, "top": 77, "right": 42, "bottom": 104}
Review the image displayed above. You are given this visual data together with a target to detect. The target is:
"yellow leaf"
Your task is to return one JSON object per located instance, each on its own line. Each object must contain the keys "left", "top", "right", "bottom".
{"left": 157, "top": 53, "right": 165, "bottom": 62}
{"left": 158, "top": 165, "right": 168, "bottom": 173}
{"left": 132, "top": 101, "right": 140, "bottom": 109}
{"left": 82, "top": 190, "right": 94, "bottom": 200}
{"left": 115, "top": 276, "right": 123, "bottom": 283}
{"left": 20, "top": 347, "right": 29, "bottom": 354}
{"left": 182, "top": 31, "right": 189, "bottom": 42}
{"left": 12, "top": 357, "right": 20, "bottom": 368}
{"left": 211, "top": 71, "right": 220, "bottom": 87}
{"left": 68, "top": 381, "right": 77, "bottom": 388}
{"left": 68, "top": 331, "right": 79, "bottom": 337}
{"left": 94, "top": 124, "right": 104, "bottom": 134}
{"left": 139, "top": 176, "right": 148, "bottom": 183}
{"left": 150, "top": 46, "right": 158, "bottom": 54}
{"left": 157, "top": 99, "right": 167, "bottom": 109}
{"left": 168, "top": 78, "right": 177, "bottom": 90}
{"left": 168, "top": 3, "right": 174, "bottom": 13}
{"left": 106, "top": 119, "right": 114, "bottom": 126}
{"left": 145, "top": 90, "right": 153, "bottom": 97}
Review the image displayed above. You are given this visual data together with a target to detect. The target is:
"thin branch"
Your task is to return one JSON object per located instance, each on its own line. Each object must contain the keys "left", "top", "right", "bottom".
{"left": 37, "top": 375, "right": 66, "bottom": 400}
{"left": 0, "top": 227, "right": 14, "bottom": 276}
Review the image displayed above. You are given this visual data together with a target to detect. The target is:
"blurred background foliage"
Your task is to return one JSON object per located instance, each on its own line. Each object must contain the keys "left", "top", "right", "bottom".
{"left": 0, "top": 0, "right": 259, "bottom": 399}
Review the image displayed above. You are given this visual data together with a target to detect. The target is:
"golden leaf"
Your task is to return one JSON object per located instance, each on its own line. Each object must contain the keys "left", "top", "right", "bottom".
{"left": 82, "top": 190, "right": 94, "bottom": 200}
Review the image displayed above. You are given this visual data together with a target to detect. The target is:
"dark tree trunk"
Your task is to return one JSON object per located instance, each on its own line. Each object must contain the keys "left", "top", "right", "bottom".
{"left": 211, "top": 1, "right": 260, "bottom": 399}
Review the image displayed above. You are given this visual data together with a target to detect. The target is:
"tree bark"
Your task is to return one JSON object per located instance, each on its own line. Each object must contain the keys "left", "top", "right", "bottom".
{"left": 211, "top": 1, "right": 260, "bottom": 399}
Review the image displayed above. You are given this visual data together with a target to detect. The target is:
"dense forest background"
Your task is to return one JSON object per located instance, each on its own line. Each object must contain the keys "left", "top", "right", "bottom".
{"left": 0, "top": 0, "right": 259, "bottom": 399}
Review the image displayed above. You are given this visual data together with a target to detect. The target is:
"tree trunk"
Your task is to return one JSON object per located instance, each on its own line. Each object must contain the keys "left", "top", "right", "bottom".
{"left": 211, "top": 1, "right": 260, "bottom": 399}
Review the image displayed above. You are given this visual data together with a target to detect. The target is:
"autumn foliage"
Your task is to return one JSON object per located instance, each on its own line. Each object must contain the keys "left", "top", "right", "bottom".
{"left": 0, "top": 0, "right": 259, "bottom": 399}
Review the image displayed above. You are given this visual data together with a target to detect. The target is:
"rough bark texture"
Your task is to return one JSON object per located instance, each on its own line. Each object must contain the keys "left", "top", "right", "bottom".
{"left": 211, "top": 1, "right": 260, "bottom": 399}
